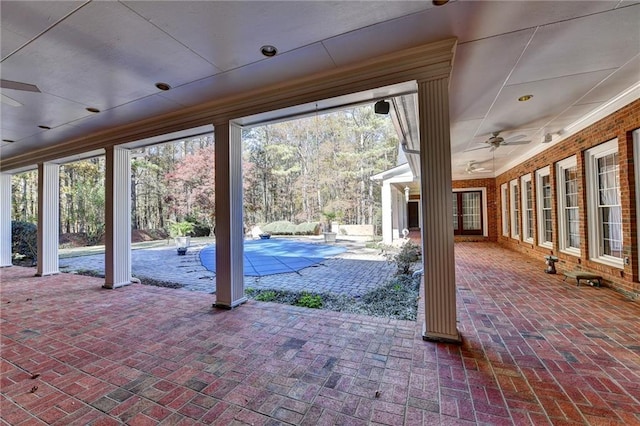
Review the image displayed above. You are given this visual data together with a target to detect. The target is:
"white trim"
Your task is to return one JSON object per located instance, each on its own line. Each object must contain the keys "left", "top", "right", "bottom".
{"left": 510, "top": 179, "right": 519, "bottom": 240}
{"left": 585, "top": 139, "right": 623, "bottom": 268}
{"left": 520, "top": 174, "right": 533, "bottom": 243}
{"left": 501, "top": 183, "right": 509, "bottom": 236}
{"left": 453, "top": 187, "right": 488, "bottom": 237}
{"left": 556, "top": 155, "right": 580, "bottom": 257}
{"left": 535, "top": 166, "right": 553, "bottom": 249}
{"left": 634, "top": 129, "right": 640, "bottom": 270}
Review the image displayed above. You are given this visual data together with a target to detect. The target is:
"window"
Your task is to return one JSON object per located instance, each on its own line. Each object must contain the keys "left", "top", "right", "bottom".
{"left": 586, "top": 140, "right": 622, "bottom": 267}
{"left": 556, "top": 156, "right": 580, "bottom": 255}
{"left": 535, "top": 166, "right": 552, "bottom": 248}
{"left": 453, "top": 191, "right": 483, "bottom": 235}
{"left": 510, "top": 179, "right": 519, "bottom": 239}
{"left": 501, "top": 183, "right": 509, "bottom": 236}
{"left": 521, "top": 174, "right": 533, "bottom": 243}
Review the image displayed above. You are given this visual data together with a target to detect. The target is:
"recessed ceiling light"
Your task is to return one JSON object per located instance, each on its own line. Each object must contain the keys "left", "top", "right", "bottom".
{"left": 433, "top": 0, "right": 449, "bottom": 5}
{"left": 155, "top": 82, "right": 171, "bottom": 91}
{"left": 2, "top": 139, "right": 15, "bottom": 143}
{"left": 260, "top": 45, "right": 278, "bottom": 57}
{"left": 86, "top": 107, "right": 100, "bottom": 113}
{"left": 518, "top": 94, "right": 534, "bottom": 102}
{"left": 38, "top": 125, "right": 51, "bottom": 130}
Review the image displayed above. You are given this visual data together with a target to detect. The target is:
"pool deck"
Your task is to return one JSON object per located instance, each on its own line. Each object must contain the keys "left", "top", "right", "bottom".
{"left": 58, "top": 236, "right": 396, "bottom": 296}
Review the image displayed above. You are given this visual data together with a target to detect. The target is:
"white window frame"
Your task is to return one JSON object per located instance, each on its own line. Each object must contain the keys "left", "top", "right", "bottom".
{"left": 556, "top": 155, "right": 580, "bottom": 256}
{"left": 535, "top": 166, "right": 553, "bottom": 249}
{"left": 510, "top": 179, "right": 519, "bottom": 239}
{"left": 585, "top": 139, "right": 623, "bottom": 268}
{"left": 501, "top": 183, "right": 509, "bottom": 236}
{"left": 521, "top": 174, "right": 534, "bottom": 243}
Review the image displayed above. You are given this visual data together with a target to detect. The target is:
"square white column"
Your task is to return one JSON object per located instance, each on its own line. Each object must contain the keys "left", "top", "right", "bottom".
{"left": 381, "top": 181, "right": 393, "bottom": 245}
{"left": 214, "top": 122, "right": 246, "bottom": 308}
{"left": 418, "top": 78, "right": 460, "bottom": 343}
{"left": 104, "top": 147, "right": 132, "bottom": 289}
{"left": 36, "top": 163, "right": 60, "bottom": 276}
{"left": 0, "top": 173, "right": 12, "bottom": 267}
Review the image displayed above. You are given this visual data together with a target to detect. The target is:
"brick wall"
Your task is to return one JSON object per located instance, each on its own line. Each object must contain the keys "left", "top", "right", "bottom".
{"left": 495, "top": 99, "right": 640, "bottom": 297}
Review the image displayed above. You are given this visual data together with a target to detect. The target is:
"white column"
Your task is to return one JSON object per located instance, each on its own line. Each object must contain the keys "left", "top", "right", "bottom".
{"left": 381, "top": 181, "right": 393, "bottom": 245}
{"left": 36, "top": 163, "right": 60, "bottom": 276}
{"left": 104, "top": 147, "right": 132, "bottom": 289}
{"left": 214, "top": 122, "right": 246, "bottom": 308}
{"left": 0, "top": 173, "right": 12, "bottom": 267}
{"left": 418, "top": 78, "right": 460, "bottom": 343}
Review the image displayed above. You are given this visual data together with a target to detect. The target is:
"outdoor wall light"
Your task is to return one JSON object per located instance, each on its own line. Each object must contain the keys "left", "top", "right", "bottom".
{"left": 404, "top": 186, "right": 410, "bottom": 203}
{"left": 374, "top": 100, "right": 390, "bottom": 114}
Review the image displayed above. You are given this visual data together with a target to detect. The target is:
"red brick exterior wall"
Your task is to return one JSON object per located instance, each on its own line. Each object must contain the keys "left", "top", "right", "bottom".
{"left": 452, "top": 178, "right": 498, "bottom": 242}
{"left": 494, "top": 99, "right": 640, "bottom": 297}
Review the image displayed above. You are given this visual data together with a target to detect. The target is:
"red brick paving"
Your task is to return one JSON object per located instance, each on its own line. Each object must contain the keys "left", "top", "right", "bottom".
{"left": 1, "top": 242, "right": 639, "bottom": 425}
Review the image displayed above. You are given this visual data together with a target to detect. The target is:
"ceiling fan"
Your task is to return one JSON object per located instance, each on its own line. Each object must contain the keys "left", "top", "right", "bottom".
{"left": 465, "top": 160, "right": 492, "bottom": 174}
{"left": 466, "top": 131, "right": 531, "bottom": 152}
{"left": 0, "top": 79, "right": 41, "bottom": 107}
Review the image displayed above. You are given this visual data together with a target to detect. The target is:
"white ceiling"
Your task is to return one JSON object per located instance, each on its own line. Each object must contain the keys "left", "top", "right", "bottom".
{"left": 1, "top": 1, "right": 639, "bottom": 179}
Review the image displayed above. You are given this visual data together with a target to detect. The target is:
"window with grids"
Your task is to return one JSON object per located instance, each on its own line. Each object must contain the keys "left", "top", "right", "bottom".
{"left": 556, "top": 156, "right": 580, "bottom": 255}
{"left": 521, "top": 174, "right": 533, "bottom": 243}
{"left": 536, "top": 167, "right": 552, "bottom": 247}
{"left": 501, "top": 183, "right": 509, "bottom": 236}
{"left": 586, "top": 140, "right": 622, "bottom": 265}
{"left": 510, "top": 179, "right": 519, "bottom": 239}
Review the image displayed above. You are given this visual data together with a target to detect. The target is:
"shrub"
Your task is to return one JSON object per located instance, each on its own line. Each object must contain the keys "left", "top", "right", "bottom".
{"left": 11, "top": 221, "right": 37, "bottom": 260}
{"left": 169, "top": 220, "right": 194, "bottom": 237}
{"left": 296, "top": 292, "right": 323, "bottom": 309}
{"left": 262, "top": 221, "right": 296, "bottom": 235}
{"left": 255, "top": 290, "right": 277, "bottom": 302}
{"left": 294, "top": 222, "right": 320, "bottom": 235}
{"left": 392, "top": 240, "right": 422, "bottom": 275}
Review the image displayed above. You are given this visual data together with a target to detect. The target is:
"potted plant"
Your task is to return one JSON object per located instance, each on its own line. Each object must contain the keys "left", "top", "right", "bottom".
{"left": 169, "top": 220, "right": 194, "bottom": 255}
{"left": 322, "top": 211, "right": 337, "bottom": 243}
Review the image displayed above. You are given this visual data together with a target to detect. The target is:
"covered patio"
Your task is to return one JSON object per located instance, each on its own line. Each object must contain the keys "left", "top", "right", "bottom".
{"left": 2, "top": 243, "right": 638, "bottom": 425}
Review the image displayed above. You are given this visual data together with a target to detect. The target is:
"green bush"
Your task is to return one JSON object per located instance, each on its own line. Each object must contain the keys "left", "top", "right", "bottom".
{"left": 255, "top": 290, "right": 277, "bottom": 302}
{"left": 296, "top": 292, "right": 323, "bottom": 309}
{"left": 11, "top": 221, "right": 37, "bottom": 260}
{"left": 262, "top": 221, "right": 295, "bottom": 235}
{"left": 294, "top": 222, "right": 320, "bottom": 235}
{"left": 393, "top": 240, "right": 422, "bottom": 275}
{"left": 168, "top": 220, "right": 194, "bottom": 237}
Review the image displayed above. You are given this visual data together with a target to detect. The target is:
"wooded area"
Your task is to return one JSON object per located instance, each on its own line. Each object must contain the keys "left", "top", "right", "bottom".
{"left": 11, "top": 106, "right": 398, "bottom": 241}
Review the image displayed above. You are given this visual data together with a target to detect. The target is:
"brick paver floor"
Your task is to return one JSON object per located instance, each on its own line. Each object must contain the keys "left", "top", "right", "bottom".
{"left": 2, "top": 242, "right": 639, "bottom": 425}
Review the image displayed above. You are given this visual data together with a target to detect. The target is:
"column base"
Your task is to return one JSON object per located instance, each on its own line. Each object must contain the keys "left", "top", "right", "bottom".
{"left": 102, "top": 281, "right": 133, "bottom": 289}
{"left": 35, "top": 271, "right": 60, "bottom": 277}
{"left": 213, "top": 297, "right": 248, "bottom": 310}
{"left": 422, "top": 323, "right": 462, "bottom": 345}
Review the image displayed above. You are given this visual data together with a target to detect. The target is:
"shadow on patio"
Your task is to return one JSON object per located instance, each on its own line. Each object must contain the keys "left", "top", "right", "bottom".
{"left": 1, "top": 243, "right": 638, "bottom": 425}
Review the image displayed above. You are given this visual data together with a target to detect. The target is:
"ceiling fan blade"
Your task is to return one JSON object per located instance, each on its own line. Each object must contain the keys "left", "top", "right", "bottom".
{"left": 464, "top": 145, "right": 490, "bottom": 152}
{"left": 0, "top": 79, "right": 40, "bottom": 93}
{"left": 0, "top": 93, "right": 23, "bottom": 107}
{"left": 502, "top": 134, "right": 527, "bottom": 143}
{"left": 504, "top": 140, "right": 531, "bottom": 146}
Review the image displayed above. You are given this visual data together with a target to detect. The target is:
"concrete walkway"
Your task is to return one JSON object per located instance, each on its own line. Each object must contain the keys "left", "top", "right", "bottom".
{"left": 58, "top": 237, "right": 396, "bottom": 296}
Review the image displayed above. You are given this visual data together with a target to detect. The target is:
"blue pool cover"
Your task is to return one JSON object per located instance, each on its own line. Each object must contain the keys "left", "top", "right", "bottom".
{"left": 199, "top": 238, "right": 347, "bottom": 277}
